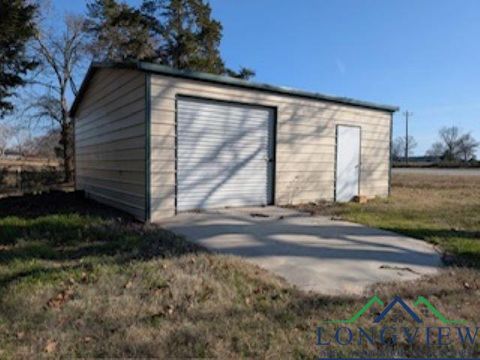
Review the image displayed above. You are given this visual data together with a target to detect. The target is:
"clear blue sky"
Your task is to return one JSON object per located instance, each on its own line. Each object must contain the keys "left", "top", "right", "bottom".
{"left": 56, "top": 0, "right": 480, "bottom": 156}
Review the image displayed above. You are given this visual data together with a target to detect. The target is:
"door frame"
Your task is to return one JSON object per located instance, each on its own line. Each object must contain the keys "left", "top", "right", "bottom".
{"left": 334, "top": 124, "right": 362, "bottom": 202}
{"left": 174, "top": 94, "right": 277, "bottom": 213}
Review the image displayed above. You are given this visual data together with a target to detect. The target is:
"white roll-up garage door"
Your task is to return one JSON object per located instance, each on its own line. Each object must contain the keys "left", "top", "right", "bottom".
{"left": 176, "top": 97, "right": 274, "bottom": 211}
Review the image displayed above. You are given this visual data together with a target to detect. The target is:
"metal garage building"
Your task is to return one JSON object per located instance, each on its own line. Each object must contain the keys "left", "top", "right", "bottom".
{"left": 70, "top": 62, "right": 398, "bottom": 222}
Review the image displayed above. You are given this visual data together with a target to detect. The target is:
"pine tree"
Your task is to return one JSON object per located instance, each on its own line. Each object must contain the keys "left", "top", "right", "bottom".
{"left": 0, "top": 0, "right": 38, "bottom": 117}
{"left": 141, "top": 0, "right": 224, "bottom": 73}
{"left": 85, "top": 0, "right": 255, "bottom": 79}
{"left": 85, "top": 0, "right": 156, "bottom": 61}
{"left": 141, "top": 0, "right": 255, "bottom": 79}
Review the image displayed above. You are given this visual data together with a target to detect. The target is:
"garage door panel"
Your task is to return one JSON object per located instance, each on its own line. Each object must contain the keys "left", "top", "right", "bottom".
{"left": 177, "top": 154, "right": 265, "bottom": 162}
{"left": 177, "top": 98, "right": 273, "bottom": 211}
{"left": 177, "top": 128, "right": 267, "bottom": 140}
{"left": 177, "top": 137, "right": 267, "bottom": 149}
{"left": 177, "top": 169, "right": 267, "bottom": 184}
{"left": 177, "top": 114, "right": 270, "bottom": 128}
{"left": 178, "top": 180, "right": 268, "bottom": 191}
{"left": 177, "top": 164, "right": 268, "bottom": 174}
{"left": 177, "top": 114, "right": 268, "bottom": 131}
{"left": 177, "top": 130, "right": 268, "bottom": 142}
{"left": 178, "top": 190, "right": 267, "bottom": 208}
{"left": 178, "top": 102, "right": 269, "bottom": 117}
{"left": 178, "top": 153, "right": 267, "bottom": 167}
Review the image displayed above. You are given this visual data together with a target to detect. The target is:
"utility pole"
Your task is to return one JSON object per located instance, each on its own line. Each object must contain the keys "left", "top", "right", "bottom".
{"left": 403, "top": 111, "right": 413, "bottom": 164}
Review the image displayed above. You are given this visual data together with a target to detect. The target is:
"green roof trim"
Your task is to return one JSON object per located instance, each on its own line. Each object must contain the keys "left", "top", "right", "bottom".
{"left": 70, "top": 61, "right": 399, "bottom": 116}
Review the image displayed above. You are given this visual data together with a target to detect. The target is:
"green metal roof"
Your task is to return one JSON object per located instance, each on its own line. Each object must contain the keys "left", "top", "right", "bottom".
{"left": 70, "top": 61, "right": 399, "bottom": 116}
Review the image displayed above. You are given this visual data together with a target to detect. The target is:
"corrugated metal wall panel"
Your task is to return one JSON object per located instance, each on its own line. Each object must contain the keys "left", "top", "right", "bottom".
{"left": 149, "top": 74, "right": 392, "bottom": 221}
{"left": 176, "top": 98, "right": 273, "bottom": 211}
{"left": 74, "top": 68, "right": 146, "bottom": 220}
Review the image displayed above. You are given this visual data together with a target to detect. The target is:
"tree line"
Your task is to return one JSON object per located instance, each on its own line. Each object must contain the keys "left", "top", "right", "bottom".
{"left": 393, "top": 126, "right": 479, "bottom": 163}
{"left": 0, "top": 0, "right": 255, "bottom": 182}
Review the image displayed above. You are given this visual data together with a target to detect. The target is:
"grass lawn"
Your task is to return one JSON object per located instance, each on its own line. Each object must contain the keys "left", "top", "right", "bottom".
{"left": 296, "top": 174, "right": 480, "bottom": 267}
{"left": 0, "top": 175, "right": 479, "bottom": 358}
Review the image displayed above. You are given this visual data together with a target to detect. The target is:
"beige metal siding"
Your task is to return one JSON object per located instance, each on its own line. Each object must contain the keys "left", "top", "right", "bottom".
{"left": 74, "top": 68, "right": 146, "bottom": 220}
{"left": 149, "top": 75, "right": 391, "bottom": 221}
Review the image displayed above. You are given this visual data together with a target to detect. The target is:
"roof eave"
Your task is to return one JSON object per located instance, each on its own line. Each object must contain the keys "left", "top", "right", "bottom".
{"left": 136, "top": 61, "right": 399, "bottom": 112}
{"left": 69, "top": 61, "right": 399, "bottom": 117}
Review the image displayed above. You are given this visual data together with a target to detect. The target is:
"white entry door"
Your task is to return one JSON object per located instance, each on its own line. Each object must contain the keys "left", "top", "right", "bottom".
{"left": 335, "top": 125, "right": 361, "bottom": 202}
{"left": 176, "top": 97, "right": 274, "bottom": 211}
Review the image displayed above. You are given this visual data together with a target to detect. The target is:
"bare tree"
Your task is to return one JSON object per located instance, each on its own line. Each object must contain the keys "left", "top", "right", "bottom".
{"left": 392, "top": 136, "right": 417, "bottom": 161}
{"left": 392, "top": 137, "right": 403, "bottom": 161}
{"left": 0, "top": 123, "right": 12, "bottom": 156}
{"left": 31, "top": 14, "right": 87, "bottom": 181}
{"left": 426, "top": 126, "right": 479, "bottom": 162}
{"left": 457, "top": 133, "right": 479, "bottom": 161}
{"left": 438, "top": 126, "right": 461, "bottom": 160}
{"left": 426, "top": 141, "right": 445, "bottom": 159}
{"left": 20, "top": 128, "right": 60, "bottom": 158}
{"left": 9, "top": 123, "right": 33, "bottom": 156}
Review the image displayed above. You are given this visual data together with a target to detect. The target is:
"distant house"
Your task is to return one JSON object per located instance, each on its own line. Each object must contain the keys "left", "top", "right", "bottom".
{"left": 70, "top": 61, "right": 398, "bottom": 221}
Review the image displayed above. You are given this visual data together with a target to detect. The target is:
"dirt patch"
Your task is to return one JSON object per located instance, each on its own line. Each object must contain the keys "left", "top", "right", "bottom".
{"left": 285, "top": 200, "right": 345, "bottom": 217}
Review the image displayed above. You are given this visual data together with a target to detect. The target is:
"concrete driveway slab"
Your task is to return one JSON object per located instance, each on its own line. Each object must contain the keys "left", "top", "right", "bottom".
{"left": 159, "top": 207, "right": 442, "bottom": 295}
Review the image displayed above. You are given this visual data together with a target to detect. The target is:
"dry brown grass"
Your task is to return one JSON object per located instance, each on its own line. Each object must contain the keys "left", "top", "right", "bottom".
{"left": 2, "top": 253, "right": 480, "bottom": 358}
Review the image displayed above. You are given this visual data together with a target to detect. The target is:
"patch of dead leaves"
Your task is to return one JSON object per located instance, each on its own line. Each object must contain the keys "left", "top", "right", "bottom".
{"left": 44, "top": 339, "right": 57, "bottom": 353}
{"left": 151, "top": 284, "right": 169, "bottom": 297}
{"left": 47, "top": 288, "right": 74, "bottom": 309}
{"left": 80, "top": 272, "right": 88, "bottom": 283}
{"left": 166, "top": 304, "right": 174, "bottom": 315}
{"left": 124, "top": 273, "right": 139, "bottom": 289}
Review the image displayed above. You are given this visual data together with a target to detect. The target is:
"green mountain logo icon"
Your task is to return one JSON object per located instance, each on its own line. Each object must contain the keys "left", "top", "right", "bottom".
{"left": 327, "top": 295, "right": 467, "bottom": 325}
{"left": 328, "top": 295, "right": 384, "bottom": 323}
{"left": 413, "top": 296, "right": 466, "bottom": 325}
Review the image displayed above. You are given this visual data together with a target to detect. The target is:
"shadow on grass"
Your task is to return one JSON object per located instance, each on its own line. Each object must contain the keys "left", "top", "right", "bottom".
{"left": 0, "top": 190, "right": 133, "bottom": 220}
{"left": 377, "top": 227, "right": 480, "bottom": 268}
{"left": 0, "top": 191, "right": 205, "bottom": 289}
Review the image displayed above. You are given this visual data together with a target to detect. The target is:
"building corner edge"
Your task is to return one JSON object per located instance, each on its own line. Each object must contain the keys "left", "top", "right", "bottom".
{"left": 388, "top": 113, "right": 393, "bottom": 197}
{"left": 145, "top": 73, "right": 152, "bottom": 222}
